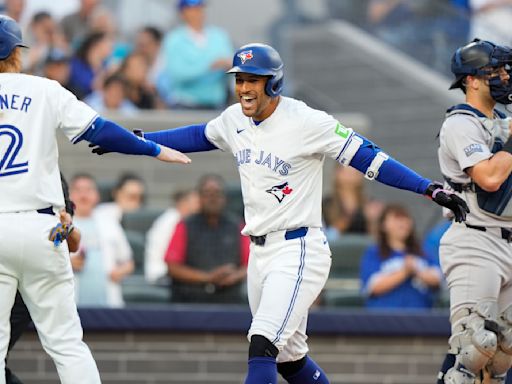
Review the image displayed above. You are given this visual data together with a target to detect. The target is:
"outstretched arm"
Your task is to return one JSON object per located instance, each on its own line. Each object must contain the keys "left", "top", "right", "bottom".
{"left": 77, "top": 117, "right": 191, "bottom": 164}
{"left": 90, "top": 123, "right": 218, "bottom": 155}
{"left": 143, "top": 124, "right": 218, "bottom": 153}
{"left": 349, "top": 133, "right": 469, "bottom": 221}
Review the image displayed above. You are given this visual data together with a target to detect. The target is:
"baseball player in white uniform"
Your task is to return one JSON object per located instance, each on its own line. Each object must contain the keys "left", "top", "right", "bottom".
{"left": 435, "top": 39, "right": 512, "bottom": 384}
{"left": 0, "top": 15, "right": 190, "bottom": 384}
{"left": 92, "top": 43, "right": 469, "bottom": 384}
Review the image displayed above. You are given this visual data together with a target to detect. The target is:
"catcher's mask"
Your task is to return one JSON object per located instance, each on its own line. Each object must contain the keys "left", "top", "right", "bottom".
{"left": 450, "top": 39, "right": 512, "bottom": 104}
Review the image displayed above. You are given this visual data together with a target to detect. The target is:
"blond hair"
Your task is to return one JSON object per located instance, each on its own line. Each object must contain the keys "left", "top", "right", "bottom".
{"left": 0, "top": 47, "right": 22, "bottom": 73}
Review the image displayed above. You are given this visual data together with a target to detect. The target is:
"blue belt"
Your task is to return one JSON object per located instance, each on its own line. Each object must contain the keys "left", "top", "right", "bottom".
{"left": 250, "top": 227, "right": 308, "bottom": 246}
{"left": 36, "top": 206, "right": 54, "bottom": 215}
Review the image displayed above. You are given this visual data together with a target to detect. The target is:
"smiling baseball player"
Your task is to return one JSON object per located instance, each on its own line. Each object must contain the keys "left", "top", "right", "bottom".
{"left": 93, "top": 43, "right": 468, "bottom": 384}
{"left": 0, "top": 15, "right": 189, "bottom": 384}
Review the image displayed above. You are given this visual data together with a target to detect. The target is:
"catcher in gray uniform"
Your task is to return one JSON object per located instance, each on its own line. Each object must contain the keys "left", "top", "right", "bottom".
{"left": 436, "top": 39, "right": 512, "bottom": 384}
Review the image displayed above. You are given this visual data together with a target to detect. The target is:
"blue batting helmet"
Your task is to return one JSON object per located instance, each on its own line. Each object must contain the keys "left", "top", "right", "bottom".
{"left": 227, "top": 43, "right": 284, "bottom": 97}
{"left": 449, "top": 39, "right": 507, "bottom": 90}
{"left": 0, "top": 15, "right": 27, "bottom": 60}
{"left": 177, "top": 0, "right": 205, "bottom": 10}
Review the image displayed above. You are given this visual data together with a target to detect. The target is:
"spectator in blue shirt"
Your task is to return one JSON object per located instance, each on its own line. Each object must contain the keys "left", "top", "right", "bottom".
{"left": 158, "top": 0, "right": 233, "bottom": 109}
{"left": 69, "top": 32, "right": 113, "bottom": 99}
{"left": 360, "top": 204, "right": 442, "bottom": 309}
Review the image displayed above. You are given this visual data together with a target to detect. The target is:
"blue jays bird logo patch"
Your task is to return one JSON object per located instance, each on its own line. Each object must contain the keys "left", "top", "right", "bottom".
{"left": 266, "top": 182, "right": 293, "bottom": 203}
{"left": 237, "top": 50, "right": 253, "bottom": 64}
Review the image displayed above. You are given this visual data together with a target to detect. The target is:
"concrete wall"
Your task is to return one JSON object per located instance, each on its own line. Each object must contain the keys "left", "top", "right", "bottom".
{"left": 8, "top": 331, "right": 447, "bottom": 384}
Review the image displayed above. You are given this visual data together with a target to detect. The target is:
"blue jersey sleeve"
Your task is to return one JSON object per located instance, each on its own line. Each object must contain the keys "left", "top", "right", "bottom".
{"left": 77, "top": 117, "right": 160, "bottom": 156}
{"left": 143, "top": 124, "right": 218, "bottom": 153}
{"left": 349, "top": 134, "right": 431, "bottom": 195}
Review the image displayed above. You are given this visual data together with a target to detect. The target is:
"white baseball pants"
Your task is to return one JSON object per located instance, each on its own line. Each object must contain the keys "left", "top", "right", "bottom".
{"left": 247, "top": 227, "right": 331, "bottom": 363}
{"left": 0, "top": 211, "right": 101, "bottom": 384}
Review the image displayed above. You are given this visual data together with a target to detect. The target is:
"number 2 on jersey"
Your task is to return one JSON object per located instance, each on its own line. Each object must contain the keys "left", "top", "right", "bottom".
{"left": 0, "top": 125, "right": 28, "bottom": 177}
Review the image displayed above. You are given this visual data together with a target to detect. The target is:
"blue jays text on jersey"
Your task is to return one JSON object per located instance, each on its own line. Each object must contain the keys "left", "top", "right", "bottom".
{"left": 0, "top": 93, "right": 32, "bottom": 112}
{"left": 235, "top": 148, "right": 292, "bottom": 176}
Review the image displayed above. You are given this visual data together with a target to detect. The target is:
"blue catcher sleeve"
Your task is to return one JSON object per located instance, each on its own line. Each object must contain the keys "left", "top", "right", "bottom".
{"left": 349, "top": 134, "right": 431, "bottom": 194}
{"left": 143, "top": 124, "right": 218, "bottom": 153}
{"left": 77, "top": 117, "right": 161, "bottom": 156}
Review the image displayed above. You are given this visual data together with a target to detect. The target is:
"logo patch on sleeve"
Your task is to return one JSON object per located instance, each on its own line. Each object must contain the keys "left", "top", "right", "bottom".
{"left": 334, "top": 122, "right": 350, "bottom": 139}
{"left": 463, "top": 143, "right": 483, "bottom": 157}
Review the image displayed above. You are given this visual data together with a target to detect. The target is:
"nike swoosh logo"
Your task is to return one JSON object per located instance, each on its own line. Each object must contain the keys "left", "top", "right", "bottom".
{"left": 236, "top": 128, "right": 245, "bottom": 134}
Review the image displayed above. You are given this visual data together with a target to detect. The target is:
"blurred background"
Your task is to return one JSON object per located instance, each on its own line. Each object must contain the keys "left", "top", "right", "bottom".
{"left": 4, "top": 0, "right": 507, "bottom": 383}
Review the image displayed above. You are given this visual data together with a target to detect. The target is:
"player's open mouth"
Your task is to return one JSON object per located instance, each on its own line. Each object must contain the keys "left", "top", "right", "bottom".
{"left": 240, "top": 95, "right": 256, "bottom": 109}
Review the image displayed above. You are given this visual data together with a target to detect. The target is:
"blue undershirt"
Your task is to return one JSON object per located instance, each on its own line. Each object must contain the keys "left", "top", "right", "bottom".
{"left": 76, "top": 117, "right": 161, "bottom": 156}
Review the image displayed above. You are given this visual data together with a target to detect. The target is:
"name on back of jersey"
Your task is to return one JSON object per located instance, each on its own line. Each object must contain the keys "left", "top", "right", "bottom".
{"left": 235, "top": 148, "right": 291, "bottom": 176}
{"left": 0, "top": 93, "right": 32, "bottom": 113}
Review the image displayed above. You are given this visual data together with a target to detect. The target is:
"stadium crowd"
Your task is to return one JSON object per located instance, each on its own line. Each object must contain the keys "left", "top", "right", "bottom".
{"left": 2, "top": 0, "right": 234, "bottom": 112}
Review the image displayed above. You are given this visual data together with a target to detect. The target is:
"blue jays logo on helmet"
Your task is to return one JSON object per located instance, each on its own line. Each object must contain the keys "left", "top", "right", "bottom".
{"left": 227, "top": 43, "right": 284, "bottom": 97}
{"left": 237, "top": 50, "right": 253, "bottom": 64}
{"left": 0, "top": 15, "right": 28, "bottom": 60}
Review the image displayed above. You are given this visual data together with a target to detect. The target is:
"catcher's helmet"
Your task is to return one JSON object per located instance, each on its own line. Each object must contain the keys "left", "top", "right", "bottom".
{"left": 227, "top": 43, "right": 284, "bottom": 97}
{"left": 0, "top": 15, "right": 27, "bottom": 60}
{"left": 450, "top": 39, "right": 505, "bottom": 90}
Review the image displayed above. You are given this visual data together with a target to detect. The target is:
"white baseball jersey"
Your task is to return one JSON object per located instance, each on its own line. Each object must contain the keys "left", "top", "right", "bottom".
{"left": 0, "top": 73, "right": 97, "bottom": 213}
{"left": 205, "top": 96, "right": 358, "bottom": 236}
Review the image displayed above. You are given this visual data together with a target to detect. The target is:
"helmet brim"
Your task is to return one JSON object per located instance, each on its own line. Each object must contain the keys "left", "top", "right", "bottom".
{"left": 449, "top": 75, "right": 465, "bottom": 90}
{"left": 226, "top": 65, "right": 274, "bottom": 77}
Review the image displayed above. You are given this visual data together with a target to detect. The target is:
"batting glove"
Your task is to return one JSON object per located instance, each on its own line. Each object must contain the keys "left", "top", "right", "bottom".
{"left": 49, "top": 223, "right": 74, "bottom": 247}
{"left": 89, "top": 129, "right": 144, "bottom": 155}
{"left": 425, "top": 182, "right": 470, "bottom": 223}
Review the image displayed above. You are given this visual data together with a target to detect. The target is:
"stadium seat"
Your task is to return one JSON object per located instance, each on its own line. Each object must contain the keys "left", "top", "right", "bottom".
{"left": 121, "top": 274, "right": 171, "bottom": 304}
{"left": 323, "top": 234, "right": 373, "bottom": 307}
{"left": 121, "top": 207, "right": 165, "bottom": 235}
{"left": 329, "top": 234, "right": 373, "bottom": 278}
{"left": 96, "top": 179, "right": 115, "bottom": 203}
{"left": 124, "top": 229, "right": 146, "bottom": 274}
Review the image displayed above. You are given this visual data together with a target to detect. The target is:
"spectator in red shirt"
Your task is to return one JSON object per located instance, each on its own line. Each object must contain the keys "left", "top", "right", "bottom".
{"left": 165, "top": 174, "right": 249, "bottom": 303}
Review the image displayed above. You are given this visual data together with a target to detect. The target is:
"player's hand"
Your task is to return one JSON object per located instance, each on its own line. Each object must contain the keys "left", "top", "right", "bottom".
{"left": 59, "top": 209, "right": 73, "bottom": 226}
{"left": 425, "top": 182, "right": 470, "bottom": 223}
{"left": 49, "top": 220, "right": 75, "bottom": 247}
{"left": 156, "top": 145, "right": 191, "bottom": 164}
